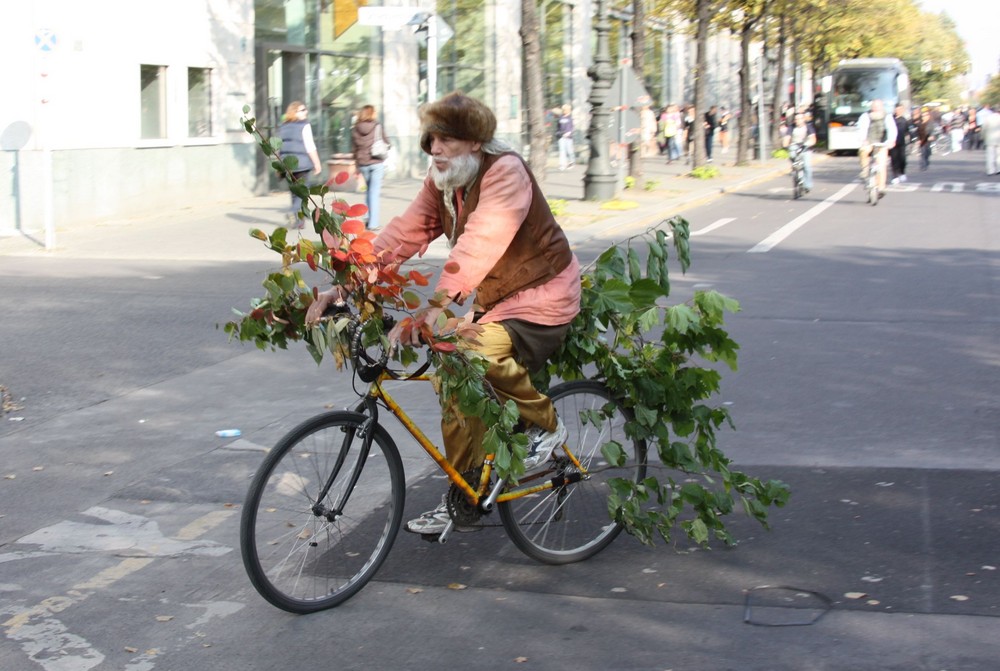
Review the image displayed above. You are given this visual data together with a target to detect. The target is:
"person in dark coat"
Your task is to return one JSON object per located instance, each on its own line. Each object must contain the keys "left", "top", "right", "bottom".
{"left": 889, "top": 103, "right": 910, "bottom": 184}
{"left": 352, "top": 105, "right": 391, "bottom": 230}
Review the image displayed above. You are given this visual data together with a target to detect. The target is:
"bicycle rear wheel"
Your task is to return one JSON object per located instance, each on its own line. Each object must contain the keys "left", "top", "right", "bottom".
{"left": 499, "top": 380, "right": 646, "bottom": 564}
{"left": 240, "top": 411, "right": 404, "bottom": 613}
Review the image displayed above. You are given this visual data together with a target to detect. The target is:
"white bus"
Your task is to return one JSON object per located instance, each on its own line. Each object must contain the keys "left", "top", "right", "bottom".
{"left": 824, "top": 58, "right": 911, "bottom": 152}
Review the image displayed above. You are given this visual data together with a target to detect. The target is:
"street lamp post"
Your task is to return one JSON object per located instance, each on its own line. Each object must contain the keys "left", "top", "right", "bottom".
{"left": 584, "top": 0, "right": 616, "bottom": 201}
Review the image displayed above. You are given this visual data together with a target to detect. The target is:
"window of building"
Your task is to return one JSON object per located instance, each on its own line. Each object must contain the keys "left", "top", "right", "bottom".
{"left": 140, "top": 64, "right": 167, "bottom": 139}
{"left": 188, "top": 67, "right": 213, "bottom": 137}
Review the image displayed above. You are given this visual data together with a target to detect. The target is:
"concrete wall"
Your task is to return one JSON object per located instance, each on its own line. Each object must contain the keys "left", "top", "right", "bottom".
{"left": 1, "top": 0, "right": 255, "bottom": 232}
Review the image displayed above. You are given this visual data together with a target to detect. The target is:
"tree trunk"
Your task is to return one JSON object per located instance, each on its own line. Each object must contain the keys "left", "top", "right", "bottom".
{"left": 770, "top": 13, "right": 788, "bottom": 151}
{"left": 629, "top": 0, "right": 645, "bottom": 183}
{"left": 737, "top": 21, "right": 754, "bottom": 166}
{"left": 520, "top": 0, "right": 547, "bottom": 181}
{"left": 691, "top": 0, "right": 712, "bottom": 168}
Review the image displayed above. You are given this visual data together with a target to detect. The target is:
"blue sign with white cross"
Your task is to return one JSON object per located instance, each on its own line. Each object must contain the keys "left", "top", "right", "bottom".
{"left": 35, "top": 29, "right": 57, "bottom": 52}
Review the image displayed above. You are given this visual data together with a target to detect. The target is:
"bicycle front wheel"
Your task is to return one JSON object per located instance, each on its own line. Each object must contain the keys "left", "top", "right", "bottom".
{"left": 499, "top": 380, "right": 647, "bottom": 565}
{"left": 240, "top": 411, "right": 405, "bottom": 613}
{"left": 867, "top": 174, "right": 879, "bottom": 205}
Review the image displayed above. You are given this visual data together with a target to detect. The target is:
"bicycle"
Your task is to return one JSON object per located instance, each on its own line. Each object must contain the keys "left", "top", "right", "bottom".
{"left": 863, "top": 142, "right": 889, "bottom": 206}
{"left": 239, "top": 308, "right": 647, "bottom": 613}
{"left": 788, "top": 144, "right": 806, "bottom": 199}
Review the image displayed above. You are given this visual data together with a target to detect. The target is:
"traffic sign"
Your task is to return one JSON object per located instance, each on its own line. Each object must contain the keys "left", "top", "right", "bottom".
{"left": 34, "top": 29, "right": 57, "bottom": 52}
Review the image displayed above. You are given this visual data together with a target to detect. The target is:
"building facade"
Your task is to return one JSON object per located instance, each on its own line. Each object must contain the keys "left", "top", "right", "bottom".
{"left": 1, "top": 1, "right": 747, "bottom": 236}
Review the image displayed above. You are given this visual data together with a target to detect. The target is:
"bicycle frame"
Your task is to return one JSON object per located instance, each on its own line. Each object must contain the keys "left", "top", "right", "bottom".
{"left": 363, "top": 370, "right": 589, "bottom": 514}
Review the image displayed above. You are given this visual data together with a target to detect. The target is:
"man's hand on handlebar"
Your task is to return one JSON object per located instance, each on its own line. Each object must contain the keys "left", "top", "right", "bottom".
{"left": 305, "top": 286, "right": 350, "bottom": 327}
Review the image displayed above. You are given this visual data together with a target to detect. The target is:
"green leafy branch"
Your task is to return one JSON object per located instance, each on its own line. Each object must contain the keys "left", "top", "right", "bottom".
{"left": 536, "top": 220, "right": 790, "bottom": 546}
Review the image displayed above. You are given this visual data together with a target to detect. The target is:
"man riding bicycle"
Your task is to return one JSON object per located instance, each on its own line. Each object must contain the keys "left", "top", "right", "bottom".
{"left": 782, "top": 110, "right": 817, "bottom": 192}
{"left": 305, "top": 92, "right": 581, "bottom": 535}
{"left": 857, "top": 99, "right": 898, "bottom": 196}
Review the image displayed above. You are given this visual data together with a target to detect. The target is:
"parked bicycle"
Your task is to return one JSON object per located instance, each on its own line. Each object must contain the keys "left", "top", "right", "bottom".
{"left": 239, "top": 306, "right": 646, "bottom": 613}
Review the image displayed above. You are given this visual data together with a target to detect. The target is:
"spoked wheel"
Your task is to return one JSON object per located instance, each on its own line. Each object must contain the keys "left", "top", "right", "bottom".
{"left": 867, "top": 174, "right": 879, "bottom": 205}
{"left": 240, "top": 411, "right": 405, "bottom": 613}
{"left": 498, "top": 380, "right": 646, "bottom": 564}
{"left": 792, "top": 170, "right": 803, "bottom": 199}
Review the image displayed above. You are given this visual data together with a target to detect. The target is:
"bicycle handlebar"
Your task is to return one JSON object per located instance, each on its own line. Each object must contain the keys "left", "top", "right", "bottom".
{"left": 321, "top": 303, "right": 396, "bottom": 383}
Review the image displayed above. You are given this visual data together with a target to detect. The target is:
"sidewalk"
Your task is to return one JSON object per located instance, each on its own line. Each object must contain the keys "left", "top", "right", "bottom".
{"left": 0, "top": 151, "right": 792, "bottom": 261}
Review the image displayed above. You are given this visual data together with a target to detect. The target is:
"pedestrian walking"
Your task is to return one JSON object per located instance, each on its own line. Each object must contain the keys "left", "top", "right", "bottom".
{"left": 915, "top": 108, "right": 936, "bottom": 172}
{"left": 982, "top": 107, "right": 1000, "bottom": 176}
{"left": 889, "top": 103, "right": 909, "bottom": 184}
{"left": 352, "top": 104, "right": 391, "bottom": 230}
{"left": 660, "top": 104, "right": 682, "bottom": 163}
{"left": 704, "top": 105, "right": 718, "bottom": 161}
{"left": 277, "top": 101, "right": 322, "bottom": 229}
{"left": 556, "top": 104, "right": 575, "bottom": 170}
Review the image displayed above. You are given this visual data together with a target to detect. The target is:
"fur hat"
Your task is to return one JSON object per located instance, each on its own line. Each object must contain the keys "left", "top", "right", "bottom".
{"left": 419, "top": 92, "right": 496, "bottom": 153}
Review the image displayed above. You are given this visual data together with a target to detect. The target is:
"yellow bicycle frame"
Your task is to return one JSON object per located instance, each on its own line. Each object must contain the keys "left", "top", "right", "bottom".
{"left": 368, "top": 370, "right": 588, "bottom": 507}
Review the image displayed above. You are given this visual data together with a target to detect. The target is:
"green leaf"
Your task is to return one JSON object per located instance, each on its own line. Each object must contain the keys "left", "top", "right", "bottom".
{"left": 666, "top": 304, "right": 697, "bottom": 333}
{"left": 600, "top": 440, "right": 626, "bottom": 467}
{"left": 590, "top": 278, "right": 633, "bottom": 315}
{"left": 627, "top": 247, "right": 642, "bottom": 283}
{"left": 629, "top": 278, "right": 667, "bottom": 308}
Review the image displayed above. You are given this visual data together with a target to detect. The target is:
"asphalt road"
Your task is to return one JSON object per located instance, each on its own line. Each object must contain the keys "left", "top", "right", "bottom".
{"left": 1, "top": 150, "right": 998, "bottom": 671}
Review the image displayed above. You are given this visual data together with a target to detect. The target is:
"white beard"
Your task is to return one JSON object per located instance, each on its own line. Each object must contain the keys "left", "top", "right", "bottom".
{"left": 430, "top": 153, "right": 482, "bottom": 191}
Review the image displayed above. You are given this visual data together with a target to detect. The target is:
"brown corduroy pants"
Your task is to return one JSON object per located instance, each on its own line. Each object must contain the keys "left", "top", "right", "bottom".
{"left": 440, "top": 322, "right": 557, "bottom": 472}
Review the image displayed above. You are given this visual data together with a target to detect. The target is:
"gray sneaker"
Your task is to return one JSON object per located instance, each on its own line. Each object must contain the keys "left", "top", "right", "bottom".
{"left": 404, "top": 495, "right": 479, "bottom": 535}
{"left": 523, "top": 418, "right": 567, "bottom": 470}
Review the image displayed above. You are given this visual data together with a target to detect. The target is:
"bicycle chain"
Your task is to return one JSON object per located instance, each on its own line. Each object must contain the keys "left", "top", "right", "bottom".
{"left": 446, "top": 468, "right": 486, "bottom": 526}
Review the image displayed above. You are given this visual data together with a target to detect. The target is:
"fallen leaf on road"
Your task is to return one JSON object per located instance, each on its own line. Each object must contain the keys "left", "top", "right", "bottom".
{"left": 155, "top": 615, "right": 174, "bottom": 622}
{"left": 514, "top": 657, "right": 529, "bottom": 663}
{"left": 447, "top": 583, "right": 467, "bottom": 590}
{"left": 124, "top": 647, "right": 138, "bottom": 653}
{"left": 844, "top": 592, "right": 867, "bottom": 600}
{"left": 32, "top": 466, "right": 43, "bottom": 472}
{"left": 949, "top": 595, "right": 969, "bottom": 601}
{"left": 4, "top": 474, "right": 15, "bottom": 480}
{"left": 406, "top": 587, "right": 423, "bottom": 594}
{"left": 103, "top": 471, "right": 114, "bottom": 476}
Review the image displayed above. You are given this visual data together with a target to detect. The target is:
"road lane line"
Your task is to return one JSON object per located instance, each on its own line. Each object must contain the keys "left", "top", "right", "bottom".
{"left": 747, "top": 183, "right": 857, "bottom": 253}
{"left": 4, "top": 508, "right": 236, "bottom": 669}
{"left": 174, "top": 509, "right": 235, "bottom": 541}
{"left": 692, "top": 217, "right": 736, "bottom": 236}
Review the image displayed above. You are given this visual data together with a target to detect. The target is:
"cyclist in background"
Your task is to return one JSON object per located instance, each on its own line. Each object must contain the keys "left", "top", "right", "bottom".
{"left": 857, "top": 99, "right": 897, "bottom": 195}
{"left": 782, "top": 111, "right": 817, "bottom": 192}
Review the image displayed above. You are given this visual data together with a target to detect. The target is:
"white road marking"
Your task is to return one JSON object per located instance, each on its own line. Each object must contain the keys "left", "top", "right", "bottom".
{"left": 748, "top": 183, "right": 858, "bottom": 253}
{"left": 17, "top": 506, "right": 231, "bottom": 558}
{"left": 931, "top": 182, "right": 964, "bottom": 192}
{"left": 4, "top": 508, "right": 236, "bottom": 670}
{"left": 692, "top": 217, "right": 736, "bottom": 236}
